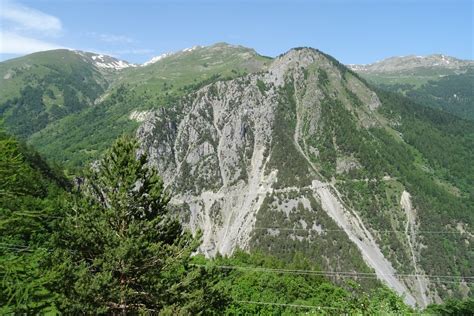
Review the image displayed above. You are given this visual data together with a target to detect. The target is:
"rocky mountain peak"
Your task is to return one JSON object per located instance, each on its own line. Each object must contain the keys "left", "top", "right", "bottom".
{"left": 271, "top": 47, "right": 319, "bottom": 70}
{"left": 134, "top": 46, "right": 423, "bottom": 305}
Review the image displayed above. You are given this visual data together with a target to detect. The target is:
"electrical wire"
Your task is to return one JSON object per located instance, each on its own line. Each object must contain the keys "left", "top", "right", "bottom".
{"left": 190, "top": 264, "right": 474, "bottom": 282}
{"left": 253, "top": 227, "right": 469, "bottom": 235}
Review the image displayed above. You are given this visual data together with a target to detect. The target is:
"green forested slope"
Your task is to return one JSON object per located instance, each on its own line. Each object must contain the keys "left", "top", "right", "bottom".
{"left": 358, "top": 66, "right": 474, "bottom": 121}
{"left": 0, "top": 50, "right": 109, "bottom": 138}
{"left": 375, "top": 71, "right": 474, "bottom": 121}
{"left": 115, "top": 42, "right": 270, "bottom": 95}
{"left": 0, "top": 128, "right": 69, "bottom": 312}
{"left": 0, "top": 132, "right": 432, "bottom": 314}
{"left": 377, "top": 91, "right": 474, "bottom": 293}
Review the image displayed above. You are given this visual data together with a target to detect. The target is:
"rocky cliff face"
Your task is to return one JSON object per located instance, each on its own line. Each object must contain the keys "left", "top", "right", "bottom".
{"left": 136, "top": 48, "right": 452, "bottom": 307}
{"left": 138, "top": 48, "right": 362, "bottom": 255}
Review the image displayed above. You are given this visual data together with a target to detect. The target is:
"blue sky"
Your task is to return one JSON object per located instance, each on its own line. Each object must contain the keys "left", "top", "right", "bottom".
{"left": 0, "top": 0, "right": 472, "bottom": 64}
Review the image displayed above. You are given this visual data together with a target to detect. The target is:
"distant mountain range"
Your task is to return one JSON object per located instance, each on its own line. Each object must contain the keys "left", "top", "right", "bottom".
{"left": 347, "top": 55, "right": 474, "bottom": 120}
{"left": 348, "top": 54, "right": 473, "bottom": 74}
{"left": 0, "top": 44, "right": 473, "bottom": 307}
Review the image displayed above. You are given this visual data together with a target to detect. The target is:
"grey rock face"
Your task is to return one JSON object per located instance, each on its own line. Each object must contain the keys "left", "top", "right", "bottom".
{"left": 136, "top": 48, "right": 428, "bottom": 307}
{"left": 138, "top": 72, "right": 280, "bottom": 255}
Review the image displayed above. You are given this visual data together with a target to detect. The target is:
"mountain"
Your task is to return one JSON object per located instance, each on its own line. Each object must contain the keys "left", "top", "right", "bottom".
{"left": 135, "top": 47, "right": 473, "bottom": 307}
{"left": 348, "top": 54, "right": 472, "bottom": 76}
{"left": 26, "top": 43, "right": 271, "bottom": 169}
{"left": 0, "top": 44, "right": 472, "bottom": 307}
{"left": 76, "top": 51, "right": 136, "bottom": 70}
{"left": 0, "top": 129, "right": 421, "bottom": 314}
{"left": 112, "top": 42, "right": 270, "bottom": 95}
{"left": 0, "top": 49, "right": 134, "bottom": 139}
{"left": 348, "top": 55, "right": 474, "bottom": 120}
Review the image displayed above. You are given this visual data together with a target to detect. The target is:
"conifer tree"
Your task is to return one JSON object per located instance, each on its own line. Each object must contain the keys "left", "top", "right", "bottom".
{"left": 49, "top": 136, "right": 226, "bottom": 314}
{"left": 0, "top": 129, "right": 60, "bottom": 313}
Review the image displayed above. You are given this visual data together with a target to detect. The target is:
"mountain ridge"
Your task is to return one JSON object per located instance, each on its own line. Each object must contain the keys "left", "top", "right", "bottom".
{"left": 5, "top": 44, "right": 471, "bottom": 69}
{"left": 348, "top": 54, "right": 473, "bottom": 73}
{"left": 347, "top": 53, "right": 474, "bottom": 121}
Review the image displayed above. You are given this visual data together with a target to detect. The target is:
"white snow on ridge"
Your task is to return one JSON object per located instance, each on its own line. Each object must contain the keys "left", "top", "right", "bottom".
{"left": 73, "top": 50, "right": 136, "bottom": 70}
{"left": 142, "top": 45, "right": 203, "bottom": 66}
{"left": 91, "top": 54, "right": 136, "bottom": 70}
{"left": 441, "top": 54, "right": 450, "bottom": 64}
{"left": 143, "top": 52, "right": 173, "bottom": 66}
{"left": 95, "top": 59, "right": 134, "bottom": 70}
{"left": 183, "top": 45, "right": 201, "bottom": 52}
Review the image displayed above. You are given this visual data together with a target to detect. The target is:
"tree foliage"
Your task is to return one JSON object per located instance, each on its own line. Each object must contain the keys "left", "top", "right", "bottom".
{"left": 48, "top": 136, "right": 227, "bottom": 314}
{"left": 0, "top": 130, "right": 472, "bottom": 314}
{"left": 194, "top": 251, "right": 415, "bottom": 315}
{"left": 0, "top": 127, "right": 66, "bottom": 314}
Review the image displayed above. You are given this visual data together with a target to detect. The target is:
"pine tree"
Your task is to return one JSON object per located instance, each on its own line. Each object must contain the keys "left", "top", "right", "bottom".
{"left": 0, "top": 129, "right": 61, "bottom": 313}
{"left": 49, "top": 135, "right": 227, "bottom": 314}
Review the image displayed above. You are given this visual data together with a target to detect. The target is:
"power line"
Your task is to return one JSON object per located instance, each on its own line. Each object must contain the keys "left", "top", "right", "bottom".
{"left": 2, "top": 243, "right": 472, "bottom": 284}
{"left": 235, "top": 300, "right": 434, "bottom": 315}
{"left": 0, "top": 243, "right": 50, "bottom": 253}
{"left": 1, "top": 243, "right": 472, "bottom": 281}
{"left": 191, "top": 264, "right": 474, "bottom": 282}
{"left": 253, "top": 227, "right": 469, "bottom": 235}
{"left": 16, "top": 213, "right": 64, "bottom": 219}
{"left": 235, "top": 300, "right": 340, "bottom": 310}
{"left": 16, "top": 213, "right": 470, "bottom": 235}
{"left": 0, "top": 245, "right": 33, "bottom": 252}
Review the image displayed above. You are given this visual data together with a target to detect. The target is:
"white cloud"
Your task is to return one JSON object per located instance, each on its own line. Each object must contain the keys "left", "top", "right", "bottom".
{"left": 0, "top": 1, "right": 64, "bottom": 54}
{"left": 1, "top": 0, "right": 62, "bottom": 35}
{"left": 0, "top": 31, "right": 63, "bottom": 54}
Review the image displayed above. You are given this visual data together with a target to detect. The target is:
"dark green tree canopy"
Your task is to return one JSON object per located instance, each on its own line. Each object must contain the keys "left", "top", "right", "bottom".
{"left": 49, "top": 136, "right": 226, "bottom": 314}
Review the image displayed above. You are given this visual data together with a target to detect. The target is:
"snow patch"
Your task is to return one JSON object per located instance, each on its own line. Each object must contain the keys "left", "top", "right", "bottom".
{"left": 143, "top": 52, "right": 174, "bottom": 66}
{"left": 142, "top": 46, "right": 203, "bottom": 66}
{"left": 92, "top": 54, "right": 134, "bottom": 70}
{"left": 183, "top": 45, "right": 201, "bottom": 52}
{"left": 74, "top": 51, "right": 135, "bottom": 70}
{"left": 95, "top": 59, "right": 134, "bottom": 70}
